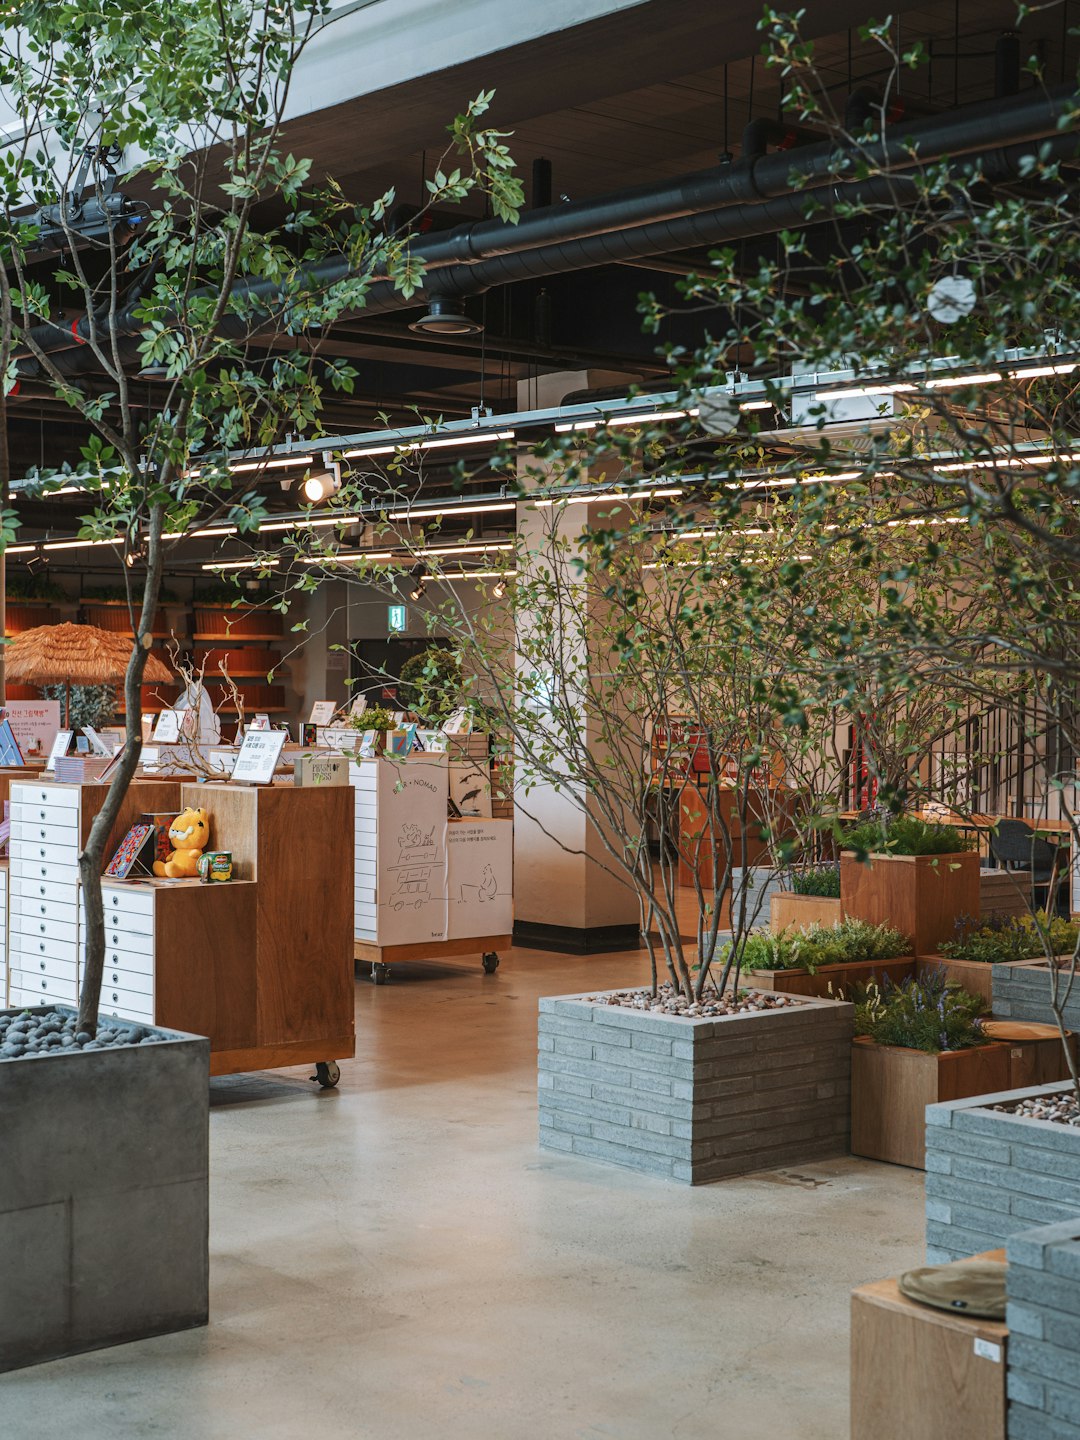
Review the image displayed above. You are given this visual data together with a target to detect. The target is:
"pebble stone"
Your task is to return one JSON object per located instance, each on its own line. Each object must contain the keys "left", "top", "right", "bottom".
{"left": 0, "top": 1008, "right": 158, "bottom": 1061}
{"left": 582, "top": 981, "right": 804, "bottom": 1019}
{"left": 994, "top": 1095, "right": 1080, "bottom": 1127}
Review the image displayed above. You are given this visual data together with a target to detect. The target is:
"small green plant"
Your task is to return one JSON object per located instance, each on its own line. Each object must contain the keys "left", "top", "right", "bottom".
{"left": 737, "top": 918, "right": 910, "bottom": 974}
{"left": 838, "top": 814, "right": 978, "bottom": 857}
{"left": 348, "top": 705, "right": 397, "bottom": 733}
{"left": 941, "top": 912, "right": 1080, "bottom": 964}
{"left": 790, "top": 864, "right": 841, "bottom": 898}
{"left": 856, "top": 972, "right": 986, "bottom": 1053}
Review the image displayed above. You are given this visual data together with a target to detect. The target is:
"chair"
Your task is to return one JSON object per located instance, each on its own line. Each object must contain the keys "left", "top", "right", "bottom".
{"left": 989, "top": 819, "right": 1070, "bottom": 916}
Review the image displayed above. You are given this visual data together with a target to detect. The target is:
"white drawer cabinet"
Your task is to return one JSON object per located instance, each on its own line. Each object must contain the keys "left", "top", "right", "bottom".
{"left": 10, "top": 968, "right": 79, "bottom": 1007}
{"left": 11, "top": 782, "right": 79, "bottom": 811}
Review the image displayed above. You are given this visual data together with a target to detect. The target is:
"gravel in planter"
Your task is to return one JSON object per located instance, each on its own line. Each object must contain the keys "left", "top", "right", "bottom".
{"left": 579, "top": 984, "right": 802, "bottom": 1019}
{"left": 0, "top": 1008, "right": 159, "bottom": 1059}
{"left": 993, "top": 1093, "right": 1080, "bottom": 1126}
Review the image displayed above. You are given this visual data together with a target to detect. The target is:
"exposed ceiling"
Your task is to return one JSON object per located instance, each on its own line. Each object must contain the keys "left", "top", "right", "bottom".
{"left": 6, "top": 0, "right": 1078, "bottom": 581}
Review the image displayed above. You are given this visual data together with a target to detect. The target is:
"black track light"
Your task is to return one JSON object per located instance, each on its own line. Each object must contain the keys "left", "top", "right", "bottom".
{"left": 408, "top": 561, "right": 428, "bottom": 601}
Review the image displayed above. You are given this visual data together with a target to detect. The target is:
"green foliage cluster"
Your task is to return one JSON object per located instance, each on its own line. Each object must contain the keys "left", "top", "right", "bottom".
{"left": 790, "top": 864, "right": 841, "bottom": 898}
{"left": 348, "top": 705, "right": 396, "bottom": 733}
{"left": 942, "top": 912, "right": 1080, "bottom": 964}
{"left": 839, "top": 815, "right": 978, "bottom": 857}
{"left": 5, "top": 575, "right": 66, "bottom": 601}
{"left": 739, "top": 918, "right": 910, "bottom": 974}
{"left": 397, "top": 647, "right": 462, "bottom": 722}
{"left": 855, "top": 973, "right": 986, "bottom": 1054}
{"left": 40, "top": 683, "right": 116, "bottom": 729}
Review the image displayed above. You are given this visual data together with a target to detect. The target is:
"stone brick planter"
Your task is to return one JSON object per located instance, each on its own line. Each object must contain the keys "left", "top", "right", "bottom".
{"left": 748, "top": 953, "right": 914, "bottom": 999}
{"left": 769, "top": 892, "right": 842, "bottom": 933}
{"left": 992, "top": 959, "right": 1080, "bottom": 1029}
{"left": 0, "top": 1007, "right": 209, "bottom": 1373}
{"left": 538, "top": 990, "right": 854, "bottom": 1184}
{"left": 925, "top": 1082, "right": 1080, "bottom": 1263}
{"left": 1006, "top": 1217, "right": 1080, "bottom": 1440}
{"left": 841, "top": 850, "right": 980, "bottom": 956}
{"left": 851, "top": 1036, "right": 1012, "bottom": 1170}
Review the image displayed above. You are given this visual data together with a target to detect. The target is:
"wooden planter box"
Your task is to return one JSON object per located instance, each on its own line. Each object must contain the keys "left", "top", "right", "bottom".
{"left": 841, "top": 850, "right": 980, "bottom": 956}
{"left": 769, "top": 892, "right": 842, "bottom": 933}
{"left": 748, "top": 954, "right": 914, "bottom": 999}
{"left": 916, "top": 953, "right": 1034, "bottom": 1012}
{"left": 539, "top": 989, "right": 854, "bottom": 1183}
{"left": 851, "top": 1036, "right": 1012, "bottom": 1169}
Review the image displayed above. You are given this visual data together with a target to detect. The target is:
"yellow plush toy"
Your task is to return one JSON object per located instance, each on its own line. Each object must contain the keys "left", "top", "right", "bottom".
{"left": 153, "top": 807, "right": 210, "bottom": 879}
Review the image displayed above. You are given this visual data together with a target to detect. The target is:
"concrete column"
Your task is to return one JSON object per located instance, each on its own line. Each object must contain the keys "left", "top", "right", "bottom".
{"left": 511, "top": 371, "right": 641, "bottom": 954}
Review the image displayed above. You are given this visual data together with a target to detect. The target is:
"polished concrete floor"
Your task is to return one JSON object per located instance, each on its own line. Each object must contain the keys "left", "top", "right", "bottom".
{"left": 4, "top": 945, "right": 925, "bottom": 1440}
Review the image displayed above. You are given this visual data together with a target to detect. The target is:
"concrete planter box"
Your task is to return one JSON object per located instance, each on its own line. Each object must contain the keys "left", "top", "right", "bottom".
{"left": 1006, "top": 1217, "right": 1080, "bottom": 1440}
{"left": 841, "top": 850, "right": 980, "bottom": 956}
{"left": 748, "top": 953, "right": 914, "bottom": 999}
{"left": 769, "top": 892, "right": 842, "bottom": 933}
{"left": 0, "top": 1006, "right": 210, "bottom": 1373}
{"left": 925, "top": 1081, "right": 1080, "bottom": 1263}
{"left": 538, "top": 989, "right": 854, "bottom": 1184}
{"left": 992, "top": 958, "right": 1080, "bottom": 1029}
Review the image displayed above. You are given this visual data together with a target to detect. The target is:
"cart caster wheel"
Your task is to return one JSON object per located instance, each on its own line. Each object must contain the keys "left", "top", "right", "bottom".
{"left": 371, "top": 963, "right": 391, "bottom": 985}
{"left": 311, "top": 1060, "right": 341, "bottom": 1089}
{"left": 482, "top": 952, "right": 500, "bottom": 974}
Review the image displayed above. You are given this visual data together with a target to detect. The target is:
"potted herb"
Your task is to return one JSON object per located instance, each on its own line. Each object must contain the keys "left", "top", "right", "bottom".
{"left": 346, "top": 705, "right": 397, "bottom": 752}
{"left": 738, "top": 917, "right": 913, "bottom": 998}
{"left": 918, "top": 913, "right": 1080, "bottom": 1011}
{"left": 770, "top": 863, "right": 842, "bottom": 933}
{"left": 851, "top": 974, "right": 1010, "bottom": 1169}
{"left": 839, "top": 815, "right": 980, "bottom": 957}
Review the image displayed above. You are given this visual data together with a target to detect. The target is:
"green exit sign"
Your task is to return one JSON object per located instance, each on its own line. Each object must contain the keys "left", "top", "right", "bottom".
{"left": 388, "top": 604, "right": 407, "bottom": 633}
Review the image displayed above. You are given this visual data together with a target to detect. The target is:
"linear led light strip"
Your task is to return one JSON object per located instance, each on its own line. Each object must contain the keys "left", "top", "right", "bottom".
{"left": 532, "top": 487, "right": 684, "bottom": 508}
{"left": 202, "top": 558, "right": 281, "bottom": 571}
{"left": 824, "top": 362, "right": 1077, "bottom": 402}
{"left": 553, "top": 400, "right": 773, "bottom": 433}
{"left": 344, "top": 431, "right": 515, "bottom": 459}
{"left": 386, "top": 501, "right": 517, "bottom": 521}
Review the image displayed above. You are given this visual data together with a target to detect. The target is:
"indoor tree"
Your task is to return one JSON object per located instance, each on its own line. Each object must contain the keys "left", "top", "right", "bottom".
{"left": 0, "top": 0, "right": 522, "bottom": 1034}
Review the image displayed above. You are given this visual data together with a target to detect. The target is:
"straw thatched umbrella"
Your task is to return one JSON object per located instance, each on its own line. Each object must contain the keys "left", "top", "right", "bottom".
{"left": 4, "top": 622, "right": 173, "bottom": 727}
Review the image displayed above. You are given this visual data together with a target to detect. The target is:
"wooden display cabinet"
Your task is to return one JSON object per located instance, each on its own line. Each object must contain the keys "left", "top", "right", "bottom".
{"left": 154, "top": 782, "right": 354, "bottom": 1077}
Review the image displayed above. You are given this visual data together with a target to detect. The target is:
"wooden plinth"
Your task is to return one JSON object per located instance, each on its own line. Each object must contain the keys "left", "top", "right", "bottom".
{"left": 841, "top": 851, "right": 980, "bottom": 956}
{"left": 851, "top": 1037, "right": 1012, "bottom": 1169}
{"left": 769, "top": 892, "right": 842, "bottom": 933}
{"left": 851, "top": 1253, "right": 1007, "bottom": 1440}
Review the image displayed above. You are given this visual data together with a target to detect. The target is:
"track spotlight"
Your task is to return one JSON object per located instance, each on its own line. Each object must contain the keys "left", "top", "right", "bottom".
{"left": 300, "top": 453, "right": 342, "bottom": 505}
{"left": 408, "top": 561, "right": 428, "bottom": 601}
{"left": 491, "top": 578, "right": 507, "bottom": 599}
{"left": 408, "top": 296, "right": 483, "bottom": 337}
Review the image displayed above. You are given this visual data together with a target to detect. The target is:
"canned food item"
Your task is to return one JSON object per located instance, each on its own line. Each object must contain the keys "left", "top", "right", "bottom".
{"left": 197, "top": 850, "right": 233, "bottom": 883}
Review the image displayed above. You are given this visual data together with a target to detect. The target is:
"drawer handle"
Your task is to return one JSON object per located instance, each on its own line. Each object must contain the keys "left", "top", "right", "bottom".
{"left": 38, "top": 942, "right": 45, "bottom": 952}
{"left": 111, "top": 954, "right": 119, "bottom": 964}
{"left": 111, "top": 972, "right": 118, "bottom": 983}
{"left": 39, "top": 849, "right": 45, "bottom": 858}
{"left": 111, "top": 897, "right": 119, "bottom": 907}
{"left": 39, "top": 961, "right": 45, "bottom": 971}
{"left": 40, "top": 980, "right": 46, "bottom": 990}
{"left": 111, "top": 993, "right": 118, "bottom": 1002}
{"left": 39, "top": 924, "right": 45, "bottom": 932}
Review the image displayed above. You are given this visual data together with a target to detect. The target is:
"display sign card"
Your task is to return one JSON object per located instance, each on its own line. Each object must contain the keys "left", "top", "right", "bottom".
{"left": 3, "top": 699, "right": 60, "bottom": 757}
{"left": 46, "top": 729, "right": 74, "bottom": 770}
{"left": 83, "top": 725, "right": 113, "bottom": 757}
{"left": 153, "top": 709, "right": 181, "bottom": 743}
{"left": 250, "top": 713, "right": 271, "bottom": 732}
{"left": 447, "top": 820, "right": 513, "bottom": 939}
{"left": 105, "top": 823, "right": 157, "bottom": 878}
{"left": 308, "top": 700, "right": 337, "bottom": 726}
{"left": 388, "top": 725, "right": 418, "bottom": 756}
{"left": 349, "top": 693, "right": 368, "bottom": 717}
{"left": 0, "top": 718, "right": 25, "bottom": 767}
{"left": 293, "top": 753, "right": 349, "bottom": 788}
{"left": 417, "top": 730, "right": 449, "bottom": 753}
{"left": 231, "top": 727, "right": 287, "bottom": 785}
{"left": 141, "top": 811, "right": 179, "bottom": 867}
{"left": 442, "top": 708, "right": 470, "bottom": 736}
{"left": 141, "top": 712, "right": 155, "bottom": 742}
{"left": 357, "top": 729, "right": 379, "bottom": 759}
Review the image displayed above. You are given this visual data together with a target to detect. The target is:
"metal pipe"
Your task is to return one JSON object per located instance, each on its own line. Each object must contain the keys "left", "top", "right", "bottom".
{"left": 13, "top": 85, "right": 1079, "bottom": 381}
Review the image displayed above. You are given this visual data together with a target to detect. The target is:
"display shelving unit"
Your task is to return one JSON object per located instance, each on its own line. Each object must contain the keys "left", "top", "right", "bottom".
{"left": 350, "top": 754, "right": 512, "bottom": 984}
{"left": 192, "top": 602, "right": 291, "bottom": 719}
